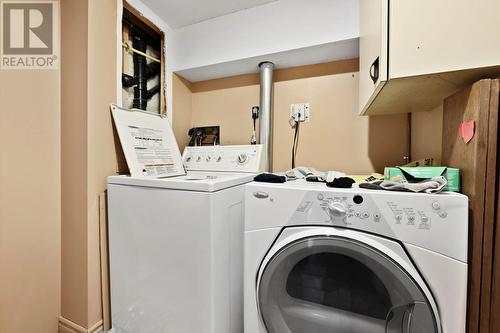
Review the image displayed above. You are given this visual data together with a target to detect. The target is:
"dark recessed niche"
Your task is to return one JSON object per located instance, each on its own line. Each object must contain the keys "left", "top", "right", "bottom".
{"left": 122, "top": 4, "right": 165, "bottom": 113}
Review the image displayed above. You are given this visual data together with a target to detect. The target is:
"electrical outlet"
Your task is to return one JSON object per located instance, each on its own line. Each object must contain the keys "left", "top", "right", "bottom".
{"left": 290, "top": 103, "right": 310, "bottom": 123}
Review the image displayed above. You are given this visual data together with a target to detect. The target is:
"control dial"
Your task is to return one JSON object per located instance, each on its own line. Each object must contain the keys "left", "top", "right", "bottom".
{"left": 327, "top": 200, "right": 347, "bottom": 219}
{"left": 237, "top": 153, "right": 248, "bottom": 165}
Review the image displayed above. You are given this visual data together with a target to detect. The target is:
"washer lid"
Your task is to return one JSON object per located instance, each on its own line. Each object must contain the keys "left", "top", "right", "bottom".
{"left": 257, "top": 227, "right": 441, "bottom": 333}
{"left": 107, "top": 171, "right": 255, "bottom": 192}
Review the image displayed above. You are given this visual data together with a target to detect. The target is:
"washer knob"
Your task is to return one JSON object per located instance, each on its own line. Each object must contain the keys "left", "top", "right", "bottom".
{"left": 327, "top": 201, "right": 347, "bottom": 218}
{"left": 237, "top": 153, "right": 248, "bottom": 164}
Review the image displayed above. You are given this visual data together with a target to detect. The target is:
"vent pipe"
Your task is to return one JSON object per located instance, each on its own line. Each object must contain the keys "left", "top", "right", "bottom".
{"left": 259, "top": 61, "right": 274, "bottom": 172}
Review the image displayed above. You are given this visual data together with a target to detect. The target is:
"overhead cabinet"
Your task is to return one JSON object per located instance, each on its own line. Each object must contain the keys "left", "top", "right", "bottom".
{"left": 359, "top": 0, "right": 500, "bottom": 115}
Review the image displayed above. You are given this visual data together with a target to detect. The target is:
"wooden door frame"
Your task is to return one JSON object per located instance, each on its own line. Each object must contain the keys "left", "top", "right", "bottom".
{"left": 489, "top": 81, "right": 500, "bottom": 333}
{"left": 442, "top": 79, "right": 499, "bottom": 333}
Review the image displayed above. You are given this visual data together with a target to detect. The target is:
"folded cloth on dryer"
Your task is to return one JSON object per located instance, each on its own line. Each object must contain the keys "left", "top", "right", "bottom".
{"left": 326, "top": 177, "right": 355, "bottom": 188}
{"left": 254, "top": 173, "right": 287, "bottom": 183}
{"left": 285, "top": 167, "right": 345, "bottom": 182}
{"left": 359, "top": 176, "right": 448, "bottom": 194}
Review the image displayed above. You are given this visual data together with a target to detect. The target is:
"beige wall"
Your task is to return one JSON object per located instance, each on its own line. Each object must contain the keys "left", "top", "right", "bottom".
{"left": 0, "top": 0, "right": 117, "bottom": 331}
{"left": 61, "top": 0, "right": 118, "bottom": 330}
{"left": 176, "top": 71, "right": 410, "bottom": 173}
{"left": 272, "top": 73, "right": 409, "bottom": 173}
{"left": 191, "top": 83, "right": 259, "bottom": 146}
{"left": 173, "top": 75, "right": 193, "bottom": 150}
{"left": 87, "top": 0, "right": 118, "bottom": 327}
{"left": 0, "top": 5, "right": 61, "bottom": 333}
{"left": 61, "top": 0, "right": 89, "bottom": 328}
{"left": 411, "top": 105, "right": 444, "bottom": 164}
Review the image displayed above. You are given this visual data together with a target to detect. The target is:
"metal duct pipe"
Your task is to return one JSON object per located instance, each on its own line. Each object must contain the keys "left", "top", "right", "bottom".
{"left": 259, "top": 61, "right": 274, "bottom": 172}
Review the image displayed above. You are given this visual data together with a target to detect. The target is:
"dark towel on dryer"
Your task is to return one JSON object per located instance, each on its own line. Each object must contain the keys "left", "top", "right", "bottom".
{"left": 254, "top": 173, "right": 287, "bottom": 183}
{"left": 326, "top": 177, "right": 355, "bottom": 188}
{"left": 359, "top": 182, "right": 384, "bottom": 190}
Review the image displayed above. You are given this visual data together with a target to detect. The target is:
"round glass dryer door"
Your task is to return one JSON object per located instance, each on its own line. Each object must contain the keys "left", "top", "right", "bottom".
{"left": 258, "top": 236, "right": 439, "bottom": 333}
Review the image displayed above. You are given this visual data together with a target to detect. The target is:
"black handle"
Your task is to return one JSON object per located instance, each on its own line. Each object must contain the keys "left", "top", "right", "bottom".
{"left": 385, "top": 303, "right": 412, "bottom": 333}
{"left": 369, "top": 56, "right": 380, "bottom": 84}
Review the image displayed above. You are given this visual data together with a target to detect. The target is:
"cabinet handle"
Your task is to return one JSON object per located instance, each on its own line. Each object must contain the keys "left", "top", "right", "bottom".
{"left": 369, "top": 57, "right": 380, "bottom": 84}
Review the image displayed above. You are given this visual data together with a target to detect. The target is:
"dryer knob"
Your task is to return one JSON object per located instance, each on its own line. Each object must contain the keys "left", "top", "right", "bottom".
{"left": 327, "top": 201, "right": 347, "bottom": 218}
{"left": 237, "top": 153, "right": 248, "bottom": 164}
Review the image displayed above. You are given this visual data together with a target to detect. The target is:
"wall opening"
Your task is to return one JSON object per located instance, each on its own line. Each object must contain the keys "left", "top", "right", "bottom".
{"left": 121, "top": 3, "right": 166, "bottom": 114}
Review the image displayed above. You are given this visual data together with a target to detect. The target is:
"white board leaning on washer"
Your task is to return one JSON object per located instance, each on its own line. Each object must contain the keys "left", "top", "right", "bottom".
{"left": 110, "top": 104, "right": 185, "bottom": 178}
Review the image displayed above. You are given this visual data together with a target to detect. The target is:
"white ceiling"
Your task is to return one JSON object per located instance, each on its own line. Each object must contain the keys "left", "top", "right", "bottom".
{"left": 176, "top": 38, "right": 359, "bottom": 82}
{"left": 141, "top": 0, "right": 278, "bottom": 29}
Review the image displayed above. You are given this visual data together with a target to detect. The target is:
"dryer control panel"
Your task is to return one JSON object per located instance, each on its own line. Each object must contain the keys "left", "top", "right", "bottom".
{"left": 315, "top": 192, "right": 437, "bottom": 230}
{"left": 245, "top": 182, "right": 469, "bottom": 263}
{"left": 183, "top": 145, "right": 264, "bottom": 173}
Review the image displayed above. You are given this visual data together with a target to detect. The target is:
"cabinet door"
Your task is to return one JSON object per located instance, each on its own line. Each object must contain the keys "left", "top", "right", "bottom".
{"left": 390, "top": 0, "right": 500, "bottom": 79}
{"left": 359, "top": 0, "right": 388, "bottom": 115}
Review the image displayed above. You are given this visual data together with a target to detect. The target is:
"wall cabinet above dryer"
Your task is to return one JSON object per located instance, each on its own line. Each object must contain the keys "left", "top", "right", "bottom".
{"left": 359, "top": 0, "right": 500, "bottom": 115}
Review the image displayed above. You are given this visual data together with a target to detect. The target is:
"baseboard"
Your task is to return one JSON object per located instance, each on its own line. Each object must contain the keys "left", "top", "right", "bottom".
{"left": 59, "top": 317, "right": 104, "bottom": 333}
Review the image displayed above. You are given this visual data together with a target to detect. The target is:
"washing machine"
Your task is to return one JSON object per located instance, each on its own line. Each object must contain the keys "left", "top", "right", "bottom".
{"left": 244, "top": 180, "right": 468, "bottom": 333}
{"left": 107, "top": 145, "right": 263, "bottom": 333}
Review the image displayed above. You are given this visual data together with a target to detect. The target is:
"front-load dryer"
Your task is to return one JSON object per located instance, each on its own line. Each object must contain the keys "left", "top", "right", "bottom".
{"left": 107, "top": 145, "right": 262, "bottom": 333}
{"left": 244, "top": 180, "right": 468, "bottom": 333}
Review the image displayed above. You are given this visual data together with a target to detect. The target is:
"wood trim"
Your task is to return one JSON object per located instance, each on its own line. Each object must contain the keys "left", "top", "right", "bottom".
{"left": 479, "top": 79, "right": 499, "bottom": 332}
{"left": 99, "top": 192, "right": 111, "bottom": 331}
{"left": 441, "top": 80, "right": 492, "bottom": 333}
{"left": 190, "top": 73, "right": 259, "bottom": 93}
{"left": 58, "top": 317, "right": 103, "bottom": 333}
{"left": 274, "top": 58, "right": 359, "bottom": 82}
{"left": 122, "top": 25, "right": 130, "bottom": 75}
{"left": 468, "top": 80, "right": 492, "bottom": 333}
{"left": 123, "top": 1, "right": 162, "bottom": 34}
{"left": 160, "top": 35, "right": 166, "bottom": 116}
{"left": 490, "top": 82, "right": 500, "bottom": 333}
{"left": 182, "top": 58, "right": 359, "bottom": 93}
{"left": 492, "top": 180, "right": 500, "bottom": 333}
{"left": 88, "top": 321, "right": 103, "bottom": 333}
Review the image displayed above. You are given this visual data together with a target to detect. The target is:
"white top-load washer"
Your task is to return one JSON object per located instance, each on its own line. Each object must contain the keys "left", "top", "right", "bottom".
{"left": 244, "top": 180, "right": 468, "bottom": 333}
{"left": 107, "top": 145, "right": 263, "bottom": 333}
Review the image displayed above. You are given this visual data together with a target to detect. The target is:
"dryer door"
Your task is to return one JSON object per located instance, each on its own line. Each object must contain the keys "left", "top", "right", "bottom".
{"left": 257, "top": 234, "right": 439, "bottom": 333}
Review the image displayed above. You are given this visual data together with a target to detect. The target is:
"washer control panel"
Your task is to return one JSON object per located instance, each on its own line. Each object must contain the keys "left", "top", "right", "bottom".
{"left": 183, "top": 145, "right": 264, "bottom": 172}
